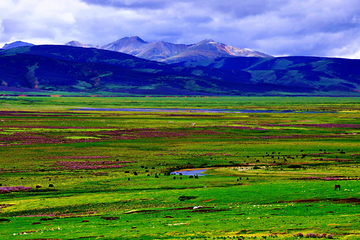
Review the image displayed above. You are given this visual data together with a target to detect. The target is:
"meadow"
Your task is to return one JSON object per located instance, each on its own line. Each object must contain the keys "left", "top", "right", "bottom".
{"left": 0, "top": 96, "right": 359, "bottom": 240}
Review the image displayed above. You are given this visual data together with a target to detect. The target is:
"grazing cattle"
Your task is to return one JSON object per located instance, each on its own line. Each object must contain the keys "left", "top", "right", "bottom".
{"left": 334, "top": 185, "right": 341, "bottom": 190}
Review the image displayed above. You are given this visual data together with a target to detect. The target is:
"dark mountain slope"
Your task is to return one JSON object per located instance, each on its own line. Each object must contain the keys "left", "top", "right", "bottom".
{"left": 176, "top": 56, "right": 360, "bottom": 93}
{"left": 0, "top": 45, "right": 293, "bottom": 95}
{"left": 0, "top": 45, "right": 359, "bottom": 95}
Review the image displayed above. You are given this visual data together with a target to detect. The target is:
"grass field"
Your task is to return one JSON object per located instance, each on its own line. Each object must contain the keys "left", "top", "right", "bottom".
{"left": 0, "top": 96, "right": 359, "bottom": 239}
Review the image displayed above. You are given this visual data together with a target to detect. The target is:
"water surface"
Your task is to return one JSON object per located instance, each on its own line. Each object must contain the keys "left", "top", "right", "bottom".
{"left": 74, "top": 107, "right": 332, "bottom": 114}
{"left": 171, "top": 169, "right": 207, "bottom": 176}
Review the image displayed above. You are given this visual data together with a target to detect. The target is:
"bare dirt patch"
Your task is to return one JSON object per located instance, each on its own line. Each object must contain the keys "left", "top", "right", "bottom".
{"left": 334, "top": 198, "right": 360, "bottom": 204}
{"left": 192, "top": 208, "right": 228, "bottom": 213}
{"left": 100, "top": 216, "right": 119, "bottom": 220}
{"left": 0, "top": 204, "right": 14, "bottom": 209}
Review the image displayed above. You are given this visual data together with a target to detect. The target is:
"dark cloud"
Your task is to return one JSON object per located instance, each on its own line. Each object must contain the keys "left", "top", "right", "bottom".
{"left": 206, "top": 0, "right": 289, "bottom": 18}
{"left": 2, "top": 0, "right": 360, "bottom": 58}
{"left": 183, "top": 16, "right": 213, "bottom": 24}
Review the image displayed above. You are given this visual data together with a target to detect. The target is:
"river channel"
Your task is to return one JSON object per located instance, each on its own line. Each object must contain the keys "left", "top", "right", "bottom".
{"left": 73, "top": 107, "right": 334, "bottom": 113}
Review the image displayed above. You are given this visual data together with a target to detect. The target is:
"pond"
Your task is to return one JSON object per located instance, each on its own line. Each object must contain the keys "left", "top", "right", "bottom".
{"left": 171, "top": 169, "right": 208, "bottom": 176}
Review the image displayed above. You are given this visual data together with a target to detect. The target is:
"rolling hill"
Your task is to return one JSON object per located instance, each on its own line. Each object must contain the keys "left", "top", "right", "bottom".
{"left": 0, "top": 44, "right": 359, "bottom": 96}
{"left": 177, "top": 56, "right": 360, "bottom": 93}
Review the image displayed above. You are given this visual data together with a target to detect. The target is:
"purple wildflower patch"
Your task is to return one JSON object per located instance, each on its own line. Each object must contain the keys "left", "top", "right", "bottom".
{"left": 265, "top": 123, "right": 360, "bottom": 128}
{"left": 292, "top": 176, "right": 357, "bottom": 181}
{"left": 0, "top": 186, "right": 32, "bottom": 193}
{"left": 53, "top": 155, "right": 111, "bottom": 159}
{"left": 292, "top": 232, "right": 334, "bottom": 238}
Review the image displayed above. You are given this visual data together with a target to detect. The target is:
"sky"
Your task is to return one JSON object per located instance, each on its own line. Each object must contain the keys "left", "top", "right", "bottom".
{"left": 1, "top": 0, "right": 360, "bottom": 58}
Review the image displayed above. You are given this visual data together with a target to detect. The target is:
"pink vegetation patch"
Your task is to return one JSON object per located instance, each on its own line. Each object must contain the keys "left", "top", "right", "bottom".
{"left": 0, "top": 186, "right": 32, "bottom": 193}
{"left": 53, "top": 156, "right": 111, "bottom": 159}
{"left": 265, "top": 123, "right": 360, "bottom": 128}
{"left": 292, "top": 176, "right": 359, "bottom": 181}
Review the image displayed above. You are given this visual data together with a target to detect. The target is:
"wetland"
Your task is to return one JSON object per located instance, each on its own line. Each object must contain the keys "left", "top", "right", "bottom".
{"left": 0, "top": 96, "right": 359, "bottom": 239}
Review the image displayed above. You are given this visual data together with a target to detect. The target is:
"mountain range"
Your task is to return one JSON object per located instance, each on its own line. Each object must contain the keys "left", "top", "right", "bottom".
{"left": 0, "top": 37, "right": 360, "bottom": 96}
{"left": 64, "top": 36, "right": 271, "bottom": 63}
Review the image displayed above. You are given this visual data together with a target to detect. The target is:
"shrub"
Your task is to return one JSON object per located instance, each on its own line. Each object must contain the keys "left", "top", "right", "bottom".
{"left": 288, "top": 165, "right": 302, "bottom": 169}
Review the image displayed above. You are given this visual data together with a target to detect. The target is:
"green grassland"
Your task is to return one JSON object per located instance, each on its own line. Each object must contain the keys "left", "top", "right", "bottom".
{"left": 0, "top": 97, "right": 359, "bottom": 239}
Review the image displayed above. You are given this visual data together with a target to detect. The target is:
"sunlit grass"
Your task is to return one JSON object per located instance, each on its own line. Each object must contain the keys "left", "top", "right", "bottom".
{"left": 0, "top": 96, "right": 359, "bottom": 239}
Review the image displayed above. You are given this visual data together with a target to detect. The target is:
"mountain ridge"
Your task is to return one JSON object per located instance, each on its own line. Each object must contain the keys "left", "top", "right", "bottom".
{"left": 64, "top": 36, "right": 272, "bottom": 62}
{"left": 3, "top": 37, "right": 272, "bottom": 63}
{"left": 2, "top": 41, "right": 34, "bottom": 50}
{"left": 0, "top": 44, "right": 359, "bottom": 96}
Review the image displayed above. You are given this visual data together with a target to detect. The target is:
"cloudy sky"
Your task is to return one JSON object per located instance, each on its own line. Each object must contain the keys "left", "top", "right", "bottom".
{"left": 1, "top": 0, "right": 360, "bottom": 58}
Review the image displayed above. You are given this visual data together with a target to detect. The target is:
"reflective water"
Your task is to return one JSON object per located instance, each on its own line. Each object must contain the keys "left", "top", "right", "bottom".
{"left": 171, "top": 169, "right": 207, "bottom": 176}
{"left": 74, "top": 107, "right": 332, "bottom": 113}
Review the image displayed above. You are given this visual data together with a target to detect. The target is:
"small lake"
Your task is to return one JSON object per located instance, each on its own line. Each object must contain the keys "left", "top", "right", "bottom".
{"left": 73, "top": 107, "right": 333, "bottom": 114}
{"left": 171, "top": 169, "right": 207, "bottom": 176}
